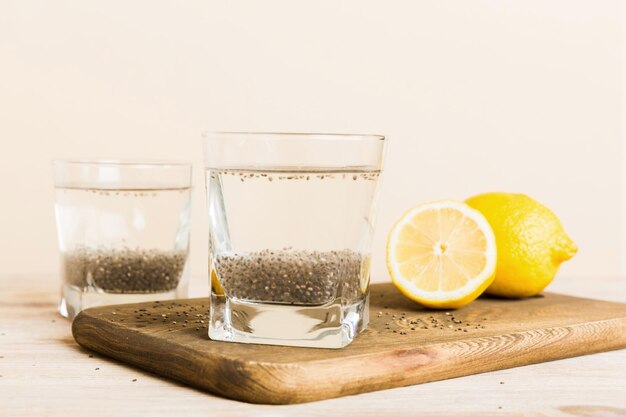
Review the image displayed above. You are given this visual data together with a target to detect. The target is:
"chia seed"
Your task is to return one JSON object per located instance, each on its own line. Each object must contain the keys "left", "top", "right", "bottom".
{"left": 63, "top": 246, "right": 187, "bottom": 293}
{"left": 214, "top": 249, "right": 367, "bottom": 305}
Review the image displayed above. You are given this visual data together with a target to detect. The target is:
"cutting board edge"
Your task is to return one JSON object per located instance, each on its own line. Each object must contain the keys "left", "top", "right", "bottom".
{"left": 71, "top": 291, "right": 626, "bottom": 314}
{"left": 229, "top": 316, "right": 626, "bottom": 403}
{"left": 72, "top": 312, "right": 246, "bottom": 397}
{"left": 72, "top": 312, "right": 626, "bottom": 404}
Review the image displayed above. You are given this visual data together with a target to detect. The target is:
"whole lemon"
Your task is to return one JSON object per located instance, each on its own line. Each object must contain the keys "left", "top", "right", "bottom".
{"left": 465, "top": 192, "right": 577, "bottom": 298}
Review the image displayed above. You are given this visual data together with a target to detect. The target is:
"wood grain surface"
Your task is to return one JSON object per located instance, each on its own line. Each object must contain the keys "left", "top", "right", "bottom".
{"left": 71, "top": 283, "right": 626, "bottom": 404}
{"left": 3, "top": 275, "right": 626, "bottom": 416}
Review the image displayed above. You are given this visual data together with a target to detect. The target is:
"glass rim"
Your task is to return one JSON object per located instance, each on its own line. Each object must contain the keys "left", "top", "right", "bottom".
{"left": 202, "top": 131, "right": 385, "bottom": 142}
{"left": 52, "top": 159, "right": 192, "bottom": 169}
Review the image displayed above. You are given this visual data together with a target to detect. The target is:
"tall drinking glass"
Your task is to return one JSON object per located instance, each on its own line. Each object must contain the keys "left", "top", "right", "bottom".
{"left": 53, "top": 160, "right": 192, "bottom": 319}
{"left": 203, "top": 132, "right": 385, "bottom": 348}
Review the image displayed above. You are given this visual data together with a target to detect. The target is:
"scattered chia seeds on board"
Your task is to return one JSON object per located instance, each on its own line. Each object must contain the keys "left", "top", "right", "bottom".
{"left": 375, "top": 308, "right": 489, "bottom": 334}
{"left": 214, "top": 249, "right": 367, "bottom": 305}
{"left": 63, "top": 246, "right": 187, "bottom": 293}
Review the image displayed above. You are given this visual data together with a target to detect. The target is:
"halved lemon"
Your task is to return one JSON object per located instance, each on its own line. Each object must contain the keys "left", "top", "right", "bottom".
{"left": 386, "top": 200, "right": 497, "bottom": 309}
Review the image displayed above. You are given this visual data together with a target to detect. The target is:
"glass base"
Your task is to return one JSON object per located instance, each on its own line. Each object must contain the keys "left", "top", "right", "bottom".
{"left": 209, "top": 293, "right": 369, "bottom": 348}
{"left": 58, "top": 283, "right": 189, "bottom": 320}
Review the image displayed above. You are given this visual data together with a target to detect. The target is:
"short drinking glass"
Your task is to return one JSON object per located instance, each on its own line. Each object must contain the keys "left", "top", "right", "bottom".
{"left": 53, "top": 160, "right": 192, "bottom": 319}
{"left": 204, "top": 132, "right": 385, "bottom": 348}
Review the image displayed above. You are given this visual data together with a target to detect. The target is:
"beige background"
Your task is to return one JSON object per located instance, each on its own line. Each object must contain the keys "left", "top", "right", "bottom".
{"left": 0, "top": 1, "right": 623, "bottom": 290}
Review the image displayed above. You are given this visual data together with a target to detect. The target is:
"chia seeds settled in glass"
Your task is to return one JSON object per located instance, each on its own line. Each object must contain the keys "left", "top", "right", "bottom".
{"left": 214, "top": 249, "right": 367, "bottom": 305}
{"left": 63, "top": 246, "right": 187, "bottom": 294}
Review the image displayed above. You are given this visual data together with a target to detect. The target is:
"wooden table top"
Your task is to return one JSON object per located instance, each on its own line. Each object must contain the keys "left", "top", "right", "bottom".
{"left": 2, "top": 274, "right": 626, "bottom": 416}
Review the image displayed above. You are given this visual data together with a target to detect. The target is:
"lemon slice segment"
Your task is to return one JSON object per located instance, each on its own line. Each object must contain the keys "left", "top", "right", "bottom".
{"left": 386, "top": 201, "right": 497, "bottom": 309}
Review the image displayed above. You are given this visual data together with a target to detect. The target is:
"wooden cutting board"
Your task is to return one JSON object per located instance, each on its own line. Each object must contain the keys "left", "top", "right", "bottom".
{"left": 72, "top": 283, "right": 626, "bottom": 404}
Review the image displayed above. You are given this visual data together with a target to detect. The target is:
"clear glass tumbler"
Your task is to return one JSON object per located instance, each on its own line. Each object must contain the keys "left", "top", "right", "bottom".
{"left": 53, "top": 160, "right": 192, "bottom": 319}
{"left": 204, "top": 132, "right": 385, "bottom": 348}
